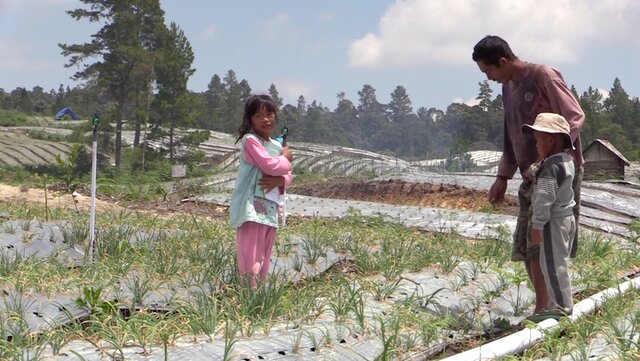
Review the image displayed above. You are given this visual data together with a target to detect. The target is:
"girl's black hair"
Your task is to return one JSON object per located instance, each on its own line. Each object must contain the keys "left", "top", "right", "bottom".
{"left": 236, "top": 94, "right": 278, "bottom": 144}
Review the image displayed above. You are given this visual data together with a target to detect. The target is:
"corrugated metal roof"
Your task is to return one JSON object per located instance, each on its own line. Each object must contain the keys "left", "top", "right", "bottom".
{"left": 585, "top": 139, "right": 631, "bottom": 166}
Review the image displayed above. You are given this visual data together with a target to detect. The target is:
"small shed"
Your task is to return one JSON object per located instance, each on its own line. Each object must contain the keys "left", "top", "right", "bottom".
{"left": 583, "top": 139, "right": 631, "bottom": 180}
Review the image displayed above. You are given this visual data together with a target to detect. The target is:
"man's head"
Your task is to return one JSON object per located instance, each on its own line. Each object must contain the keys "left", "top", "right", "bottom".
{"left": 472, "top": 35, "right": 518, "bottom": 84}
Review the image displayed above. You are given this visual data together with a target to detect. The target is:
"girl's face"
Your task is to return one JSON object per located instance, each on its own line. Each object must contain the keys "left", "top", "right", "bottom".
{"left": 251, "top": 105, "right": 276, "bottom": 139}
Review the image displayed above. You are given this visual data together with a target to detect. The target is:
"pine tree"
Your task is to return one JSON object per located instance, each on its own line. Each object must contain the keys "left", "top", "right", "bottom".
{"left": 153, "top": 22, "right": 196, "bottom": 161}
{"left": 268, "top": 84, "right": 283, "bottom": 109}
{"left": 476, "top": 80, "right": 493, "bottom": 111}
{"left": 59, "top": 0, "right": 166, "bottom": 172}
{"left": 388, "top": 85, "right": 413, "bottom": 122}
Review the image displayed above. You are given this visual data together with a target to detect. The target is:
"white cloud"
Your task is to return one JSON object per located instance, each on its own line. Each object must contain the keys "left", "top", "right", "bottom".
{"left": 452, "top": 96, "right": 480, "bottom": 107}
{"left": 200, "top": 25, "right": 218, "bottom": 40}
{"left": 348, "top": 0, "right": 640, "bottom": 69}
{"left": 598, "top": 88, "right": 610, "bottom": 101}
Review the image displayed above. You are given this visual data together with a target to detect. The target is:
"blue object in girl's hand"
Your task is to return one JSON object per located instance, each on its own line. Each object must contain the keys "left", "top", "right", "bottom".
{"left": 275, "top": 127, "right": 288, "bottom": 145}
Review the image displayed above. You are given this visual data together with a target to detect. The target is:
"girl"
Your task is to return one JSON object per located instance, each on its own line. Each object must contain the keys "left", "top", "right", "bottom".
{"left": 229, "top": 95, "right": 293, "bottom": 287}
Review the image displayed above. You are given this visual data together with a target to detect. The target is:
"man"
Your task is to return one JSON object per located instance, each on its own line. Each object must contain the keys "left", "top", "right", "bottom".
{"left": 472, "top": 35, "right": 584, "bottom": 318}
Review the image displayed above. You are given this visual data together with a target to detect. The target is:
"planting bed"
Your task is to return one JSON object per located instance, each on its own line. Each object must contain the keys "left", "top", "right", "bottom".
{"left": 1, "top": 126, "right": 639, "bottom": 359}
{"left": 1, "top": 170, "right": 638, "bottom": 360}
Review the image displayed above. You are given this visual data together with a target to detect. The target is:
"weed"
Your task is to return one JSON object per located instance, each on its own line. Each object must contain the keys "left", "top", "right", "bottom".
{"left": 0, "top": 251, "right": 23, "bottom": 277}
{"left": 223, "top": 317, "right": 240, "bottom": 361}
{"left": 179, "top": 291, "right": 220, "bottom": 341}
{"left": 374, "top": 314, "right": 400, "bottom": 361}
{"left": 368, "top": 277, "right": 402, "bottom": 302}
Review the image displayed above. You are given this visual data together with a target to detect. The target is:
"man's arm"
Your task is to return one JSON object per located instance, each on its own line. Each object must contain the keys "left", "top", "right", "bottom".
{"left": 540, "top": 67, "right": 585, "bottom": 143}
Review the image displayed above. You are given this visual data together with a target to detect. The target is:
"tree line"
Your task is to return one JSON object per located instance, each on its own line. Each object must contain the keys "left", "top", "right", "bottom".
{"left": 1, "top": 0, "right": 638, "bottom": 171}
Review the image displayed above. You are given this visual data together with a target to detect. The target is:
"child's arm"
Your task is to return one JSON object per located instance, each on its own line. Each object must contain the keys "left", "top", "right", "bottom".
{"left": 531, "top": 165, "right": 559, "bottom": 233}
{"left": 243, "top": 136, "right": 291, "bottom": 176}
{"left": 258, "top": 173, "right": 292, "bottom": 194}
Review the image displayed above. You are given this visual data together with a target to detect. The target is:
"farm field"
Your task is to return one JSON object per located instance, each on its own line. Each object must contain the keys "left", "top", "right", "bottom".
{"left": 0, "top": 125, "right": 639, "bottom": 360}
{"left": 0, "top": 132, "right": 74, "bottom": 167}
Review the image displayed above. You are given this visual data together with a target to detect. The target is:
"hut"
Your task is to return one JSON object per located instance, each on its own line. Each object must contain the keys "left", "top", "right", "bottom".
{"left": 582, "top": 139, "right": 631, "bottom": 180}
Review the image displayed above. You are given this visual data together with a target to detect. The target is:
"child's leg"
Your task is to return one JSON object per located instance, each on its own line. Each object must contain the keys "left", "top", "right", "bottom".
{"left": 259, "top": 227, "right": 277, "bottom": 282}
{"left": 237, "top": 222, "right": 262, "bottom": 287}
{"left": 237, "top": 222, "right": 277, "bottom": 287}
{"left": 517, "top": 181, "right": 549, "bottom": 312}
{"left": 539, "top": 216, "right": 575, "bottom": 313}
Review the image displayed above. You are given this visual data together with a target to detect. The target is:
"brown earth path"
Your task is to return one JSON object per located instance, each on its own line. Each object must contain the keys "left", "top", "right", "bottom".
{"left": 1, "top": 179, "right": 519, "bottom": 219}
{"left": 290, "top": 178, "right": 519, "bottom": 215}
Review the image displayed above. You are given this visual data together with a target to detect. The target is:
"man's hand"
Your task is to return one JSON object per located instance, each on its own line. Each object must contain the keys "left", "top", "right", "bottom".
{"left": 259, "top": 175, "right": 285, "bottom": 193}
{"left": 488, "top": 176, "right": 508, "bottom": 208}
{"left": 531, "top": 228, "right": 543, "bottom": 244}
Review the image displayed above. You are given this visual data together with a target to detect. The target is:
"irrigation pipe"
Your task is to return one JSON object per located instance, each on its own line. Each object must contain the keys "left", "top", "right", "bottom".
{"left": 442, "top": 274, "right": 640, "bottom": 360}
{"left": 88, "top": 118, "right": 99, "bottom": 260}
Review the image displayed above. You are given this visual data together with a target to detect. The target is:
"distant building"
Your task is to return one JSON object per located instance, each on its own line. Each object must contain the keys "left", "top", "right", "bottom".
{"left": 583, "top": 139, "right": 631, "bottom": 180}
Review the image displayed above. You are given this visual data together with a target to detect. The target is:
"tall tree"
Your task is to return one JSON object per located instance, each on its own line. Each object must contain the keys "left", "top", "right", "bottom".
{"left": 297, "top": 95, "right": 306, "bottom": 114}
{"left": 51, "top": 84, "right": 66, "bottom": 114}
{"left": 12, "top": 88, "right": 32, "bottom": 113}
{"left": 357, "top": 84, "right": 383, "bottom": 114}
{"left": 268, "top": 83, "right": 283, "bottom": 109}
{"left": 222, "top": 70, "right": 243, "bottom": 133}
{"left": 476, "top": 80, "right": 493, "bottom": 111}
{"left": 579, "top": 87, "right": 606, "bottom": 144}
{"left": 388, "top": 85, "right": 413, "bottom": 122}
{"left": 356, "top": 84, "right": 386, "bottom": 145}
{"left": 203, "top": 74, "right": 224, "bottom": 129}
{"left": 153, "top": 22, "right": 196, "bottom": 161}
{"left": 604, "top": 78, "right": 634, "bottom": 141}
{"left": 59, "top": 0, "right": 166, "bottom": 171}
{"left": 205, "top": 74, "right": 224, "bottom": 109}
{"left": 239, "top": 79, "right": 252, "bottom": 105}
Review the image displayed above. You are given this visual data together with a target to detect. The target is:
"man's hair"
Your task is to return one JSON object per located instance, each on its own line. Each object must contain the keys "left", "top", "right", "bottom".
{"left": 472, "top": 35, "right": 517, "bottom": 67}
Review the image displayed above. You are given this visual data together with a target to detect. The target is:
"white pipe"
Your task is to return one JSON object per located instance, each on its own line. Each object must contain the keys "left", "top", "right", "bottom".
{"left": 442, "top": 276, "right": 640, "bottom": 360}
{"left": 88, "top": 132, "right": 97, "bottom": 260}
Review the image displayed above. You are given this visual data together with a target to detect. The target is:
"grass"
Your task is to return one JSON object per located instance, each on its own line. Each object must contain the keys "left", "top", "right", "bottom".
{"left": 0, "top": 199, "right": 639, "bottom": 359}
{"left": 0, "top": 109, "right": 39, "bottom": 126}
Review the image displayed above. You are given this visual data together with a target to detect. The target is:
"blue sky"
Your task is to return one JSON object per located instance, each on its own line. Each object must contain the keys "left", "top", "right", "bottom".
{"left": 1, "top": 0, "right": 639, "bottom": 111}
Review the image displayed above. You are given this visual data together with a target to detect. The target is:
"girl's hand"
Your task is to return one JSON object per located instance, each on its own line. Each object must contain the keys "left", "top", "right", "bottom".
{"left": 259, "top": 175, "right": 285, "bottom": 192}
{"left": 281, "top": 145, "right": 293, "bottom": 162}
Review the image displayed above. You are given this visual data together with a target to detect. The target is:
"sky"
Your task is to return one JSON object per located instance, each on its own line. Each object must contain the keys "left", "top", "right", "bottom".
{"left": 1, "top": 0, "right": 639, "bottom": 111}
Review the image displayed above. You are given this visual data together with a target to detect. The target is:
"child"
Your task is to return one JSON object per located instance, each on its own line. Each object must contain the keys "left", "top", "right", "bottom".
{"left": 523, "top": 112, "right": 576, "bottom": 322}
{"left": 229, "top": 95, "right": 293, "bottom": 287}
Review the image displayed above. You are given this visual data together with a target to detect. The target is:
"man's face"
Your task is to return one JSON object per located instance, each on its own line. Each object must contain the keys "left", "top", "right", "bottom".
{"left": 476, "top": 59, "right": 509, "bottom": 84}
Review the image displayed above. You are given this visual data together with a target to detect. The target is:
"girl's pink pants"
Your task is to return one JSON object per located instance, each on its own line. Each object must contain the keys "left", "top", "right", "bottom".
{"left": 236, "top": 221, "right": 276, "bottom": 287}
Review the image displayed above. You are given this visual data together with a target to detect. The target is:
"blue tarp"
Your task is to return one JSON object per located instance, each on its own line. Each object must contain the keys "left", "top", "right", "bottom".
{"left": 54, "top": 107, "right": 80, "bottom": 120}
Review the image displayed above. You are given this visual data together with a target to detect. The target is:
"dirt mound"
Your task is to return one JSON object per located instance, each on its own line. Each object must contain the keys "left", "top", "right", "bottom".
{"left": 290, "top": 179, "right": 519, "bottom": 215}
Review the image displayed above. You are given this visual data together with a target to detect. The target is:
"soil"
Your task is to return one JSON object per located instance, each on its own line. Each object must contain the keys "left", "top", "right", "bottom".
{"left": 0, "top": 183, "right": 227, "bottom": 220}
{"left": 290, "top": 178, "right": 519, "bottom": 216}
{"left": 0, "top": 178, "right": 519, "bottom": 219}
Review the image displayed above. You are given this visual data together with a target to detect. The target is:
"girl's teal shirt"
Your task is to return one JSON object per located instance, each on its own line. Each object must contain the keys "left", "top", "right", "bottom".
{"left": 229, "top": 133, "right": 291, "bottom": 229}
